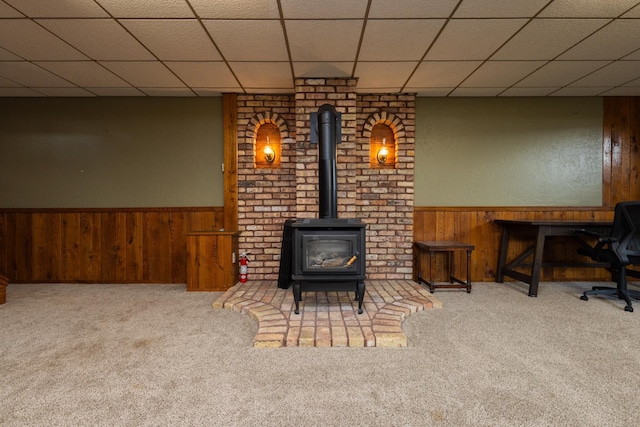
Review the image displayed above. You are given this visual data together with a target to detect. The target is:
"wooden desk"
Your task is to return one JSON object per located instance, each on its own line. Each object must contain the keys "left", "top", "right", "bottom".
{"left": 494, "top": 220, "right": 612, "bottom": 297}
{"left": 414, "top": 241, "right": 474, "bottom": 293}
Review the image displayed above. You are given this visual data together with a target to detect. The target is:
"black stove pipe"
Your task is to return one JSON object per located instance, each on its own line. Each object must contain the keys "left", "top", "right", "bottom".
{"left": 317, "top": 104, "right": 338, "bottom": 219}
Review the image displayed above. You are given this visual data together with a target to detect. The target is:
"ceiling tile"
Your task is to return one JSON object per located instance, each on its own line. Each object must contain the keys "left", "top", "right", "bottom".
{"left": 601, "top": 86, "right": 640, "bottom": 95}
{"left": 190, "top": 0, "right": 280, "bottom": 19}
{"left": 623, "top": 76, "right": 640, "bottom": 86}
{"left": 203, "top": 20, "right": 288, "bottom": 61}
{"left": 355, "top": 62, "right": 417, "bottom": 89}
{"left": 37, "top": 19, "right": 155, "bottom": 61}
{"left": 0, "top": 87, "right": 43, "bottom": 96}
{"left": 165, "top": 61, "right": 240, "bottom": 88}
{"left": 359, "top": 19, "right": 445, "bottom": 61}
{"left": 97, "top": 0, "right": 195, "bottom": 18}
{"left": 230, "top": 62, "right": 293, "bottom": 89}
{"left": 570, "top": 60, "right": 640, "bottom": 86}
{"left": 623, "top": 48, "right": 640, "bottom": 60}
{"left": 426, "top": 19, "right": 527, "bottom": 60}
{"left": 34, "top": 61, "right": 130, "bottom": 87}
{"left": 36, "top": 87, "right": 96, "bottom": 97}
{"left": 402, "top": 87, "right": 453, "bottom": 96}
{"left": 492, "top": 19, "right": 609, "bottom": 60}
{"left": 3, "top": 0, "right": 108, "bottom": 17}
{"left": 559, "top": 20, "right": 640, "bottom": 60}
{"left": 99, "top": 61, "right": 186, "bottom": 87}
{"left": 0, "top": 46, "right": 21, "bottom": 60}
{"left": 461, "top": 61, "right": 546, "bottom": 87}
{"left": 499, "top": 87, "right": 556, "bottom": 96}
{"left": 514, "top": 60, "right": 611, "bottom": 87}
{"left": 0, "top": 1, "right": 24, "bottom": 17}
{"left": 550, "top": 86, "right": 613, "bottom": 96}
{"left": 0, "top": 74, "right": 21, "bottom": 87}
{"left": 369, "top": 0, "right": 458, "bottom": 18}
{"left": 0, "top": 19, "right": 87, "bottom": 60}
{"left": 140, "top": 87, "right": 196, "bottom": 96}
{"left": 293, "top": 62, "right": 353, "bottom": 78}
{"left": 406, "top": 61, "right": 483, "bottom": 87}
{"left": 363, "top": 87, "right": 406, "bottom": 94}
{"left": 88, "top": 87, "right": 146, "bottom": 96}
{"left": 242, "top": 87, "right": 295, "bottom": 94}
{"left": 121, "top": 19, "right": 221, "bottom": 61}
{"left": 286, "top": 20, "right": 362, "bottom": 62}
{"left": 281, "top": 0, "right": 367, "bottom": 18}
{"left": 538, "top": 0, "right": 639, "bottom": 18}
{"left": 622, "top": 4, "right": 640, "bottom": 17}
{"left": 450, "top": 87, "right": 505, "bottom": 96}
{"left": 0, "top": 61, "right": 76, "bottom": 87}
{"left": 454, "top": 0, "right": 550, "bottom": 17}
{"left": 192, "top": 88, "right": 238, "bottom": 96}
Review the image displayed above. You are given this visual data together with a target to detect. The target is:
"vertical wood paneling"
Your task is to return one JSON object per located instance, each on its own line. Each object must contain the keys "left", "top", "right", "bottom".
{"left": 0, "top": 213, "right": 7, "bottom": 278}
{"left": 170, "top": 212, "right": 187, "bottom": 284}
{"left": 223, "top": 93, "right": 239, "bottom": 232}
{"left": 126, "top": 212, "right": 144, "bottom": 282}
{"left": 101, "top": 212, "right": 118, "bottom": 283}
{"left": 604, "top": 97, "right": 640, "bottom": 205}
{"left": 0, "top": 208, "right": 223, "bottom": 283}
{"left": 32, "top": 213, "right": 47, "bottom": 281}
{"left": 15, "top": 214, "right": 31, "bottom": 282}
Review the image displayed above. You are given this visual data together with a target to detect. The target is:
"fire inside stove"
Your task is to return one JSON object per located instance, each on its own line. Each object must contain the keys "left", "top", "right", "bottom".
{"left": 304, "top": 237, "right": 358, "bottom": 270}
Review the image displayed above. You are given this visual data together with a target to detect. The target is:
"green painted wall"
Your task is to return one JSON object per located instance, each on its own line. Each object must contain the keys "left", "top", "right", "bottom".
{"left": 0, "top": 97, "right": 224, "bottom": 208}
{"left": 415, "top": 97, "right": 603, "bottom": 206}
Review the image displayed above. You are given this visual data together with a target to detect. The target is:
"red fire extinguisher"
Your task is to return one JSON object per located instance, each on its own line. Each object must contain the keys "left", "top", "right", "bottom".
{"left": 239, "top": 252, "right": 249, "bottom": 283}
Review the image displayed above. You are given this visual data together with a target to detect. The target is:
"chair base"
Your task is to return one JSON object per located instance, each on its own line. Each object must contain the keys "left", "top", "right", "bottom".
{"left": 580, "top": 286, "right": 640, "bottom": 312}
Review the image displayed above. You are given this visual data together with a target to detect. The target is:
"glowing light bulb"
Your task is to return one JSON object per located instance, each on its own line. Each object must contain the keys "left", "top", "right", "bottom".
{"left": 263, "top": 136, "right": 275, "bottom": 163}
{"left": 377, "top": 137, "right": 389, "bottom": 164}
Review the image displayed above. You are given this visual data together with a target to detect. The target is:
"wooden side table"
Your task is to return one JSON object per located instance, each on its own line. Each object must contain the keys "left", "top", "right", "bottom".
{"left": 0, "top": 274, "right": 8, "bottom": 304}
{"left": 414, "top": 241, "right": 474, "bottom": 293}
{"left": 186, "top": 231, "right": 239, "bottom": 291}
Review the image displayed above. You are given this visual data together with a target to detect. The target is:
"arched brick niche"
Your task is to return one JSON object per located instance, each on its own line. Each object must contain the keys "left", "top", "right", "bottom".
{"left": 362, "top": 112, "right": 406, "bottom": 169}
{"left": 246, "top": 112, "right": 291, "bottom": 168}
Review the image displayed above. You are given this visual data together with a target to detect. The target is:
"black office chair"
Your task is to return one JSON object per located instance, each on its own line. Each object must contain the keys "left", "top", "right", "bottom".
{"left": 575, "top": 201, "right": 640, "bottom": 312}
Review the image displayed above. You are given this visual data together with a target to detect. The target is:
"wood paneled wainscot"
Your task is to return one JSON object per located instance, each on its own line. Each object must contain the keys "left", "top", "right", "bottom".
{"left": 0, "top": 207, "right": 224, "bottom": 284}
{"left": 187, "top": 231, "right": 239, "bottom": 291}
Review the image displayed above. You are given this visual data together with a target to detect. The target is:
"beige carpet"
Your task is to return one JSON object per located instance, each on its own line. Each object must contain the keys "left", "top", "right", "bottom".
{"left": 1, "top": 280, "right": 639, "bottom": 426}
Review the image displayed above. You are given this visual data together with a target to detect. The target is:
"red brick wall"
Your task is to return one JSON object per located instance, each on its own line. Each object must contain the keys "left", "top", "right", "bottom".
{"left": 236, "top": 81, "right": 415, "bottom": 281}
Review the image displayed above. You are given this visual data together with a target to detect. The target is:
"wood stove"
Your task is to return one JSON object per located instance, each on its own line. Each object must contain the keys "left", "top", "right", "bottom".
{"left": 291, "top": 218, "right": 366, "bottom": 314}
{"left": 281, "top": 104, "right": 367, "bottom": 314}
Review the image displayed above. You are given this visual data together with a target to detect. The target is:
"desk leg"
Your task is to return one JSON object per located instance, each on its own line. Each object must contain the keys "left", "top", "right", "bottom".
{"left": 466, "top": 250, "right": 472, "bottom": 293}
{"left": 528, "top": 227, "right": 547, "bottom": 297}
{"left": 496, "top": 226, "right": 510, "bottom": 283}
{"left": 448, "top": 251, "right": 454, "bottom": 283}
{"left": 429, "top": 251, "right": 435, "bottom": 293}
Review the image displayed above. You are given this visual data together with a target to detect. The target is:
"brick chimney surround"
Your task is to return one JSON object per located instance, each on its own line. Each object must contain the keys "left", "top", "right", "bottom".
{"left": 237, "top": 78, "right": 415, "bottom": 281}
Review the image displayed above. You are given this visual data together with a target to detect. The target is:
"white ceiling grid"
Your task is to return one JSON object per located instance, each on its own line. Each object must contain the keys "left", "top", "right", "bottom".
{"left": 0, "top": 0, "right": 639, "bottom": 97}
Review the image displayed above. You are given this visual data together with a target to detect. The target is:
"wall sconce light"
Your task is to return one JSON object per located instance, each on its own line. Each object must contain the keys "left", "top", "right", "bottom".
{"left": 263, "top": 137, "right": 276, "bottom": 163}
{"left": 377, "top": 138, "right": 389, "bottom": 164}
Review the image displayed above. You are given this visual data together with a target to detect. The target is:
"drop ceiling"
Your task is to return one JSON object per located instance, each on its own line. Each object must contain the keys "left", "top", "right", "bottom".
{"left": 1, "top": 0, "right": 640, "bottom": 97}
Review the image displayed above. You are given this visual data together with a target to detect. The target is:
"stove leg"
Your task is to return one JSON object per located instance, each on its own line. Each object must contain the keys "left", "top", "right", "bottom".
{"left": 356, "top": 280, "right": 365, "bottom": 314}
{"left": 293, "top": 282, "right": 301, "bottom": 314}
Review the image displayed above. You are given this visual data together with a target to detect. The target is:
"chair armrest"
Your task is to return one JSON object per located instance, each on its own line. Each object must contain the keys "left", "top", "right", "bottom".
{"left": 571, "top": 228, "right": 616, "bottom": 243}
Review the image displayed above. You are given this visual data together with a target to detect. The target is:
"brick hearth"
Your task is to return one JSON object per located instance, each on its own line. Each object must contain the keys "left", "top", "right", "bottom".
{"left": 213, "top": 280, "right": 440, "bottom": 348}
